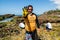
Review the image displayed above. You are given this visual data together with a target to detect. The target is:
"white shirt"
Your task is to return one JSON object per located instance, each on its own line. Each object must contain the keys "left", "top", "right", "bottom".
{"left": 19, "top": 22, "right": 25, "bottom": 28}
{"left": 46, "top": 22, "right": 52, "bottom": 29}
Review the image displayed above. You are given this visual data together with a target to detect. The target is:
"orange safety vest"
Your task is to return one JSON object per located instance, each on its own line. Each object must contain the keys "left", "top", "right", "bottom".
{"left": 25, "top": 13, "right": 37, "bottom": 32}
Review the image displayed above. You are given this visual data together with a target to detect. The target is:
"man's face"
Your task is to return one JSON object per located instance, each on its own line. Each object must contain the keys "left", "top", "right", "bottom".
{"left": 28, "top": 7, "right": 33, "bottom": 13}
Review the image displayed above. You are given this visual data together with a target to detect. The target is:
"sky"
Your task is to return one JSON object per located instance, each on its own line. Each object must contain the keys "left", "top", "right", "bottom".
{"left": 0, "top": 0, "right": 60, "bottom": 15}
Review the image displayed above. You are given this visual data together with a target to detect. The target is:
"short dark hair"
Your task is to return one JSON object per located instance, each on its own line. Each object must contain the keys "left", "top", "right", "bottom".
{"left": 47, "top": 20, "right": 49, "bottom": 23}
{"left": 28, "top": 5, "right": 33, "bottom": 8}
{"left": 21, "top": 20, "right": 24, "bottom": 22}
{"left": 28, "top": 5, "right": 33, "bottom": 10}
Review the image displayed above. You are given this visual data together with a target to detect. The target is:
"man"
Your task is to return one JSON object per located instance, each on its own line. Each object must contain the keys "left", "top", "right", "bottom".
{"left": 46, "top": 21, "right": 52, "bottom": 31}
{"left": 24, "top": 5, "right": 40, "bottom": 40}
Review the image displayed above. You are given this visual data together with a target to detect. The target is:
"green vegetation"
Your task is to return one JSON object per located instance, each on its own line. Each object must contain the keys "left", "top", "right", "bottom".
{"left": 46, "top": 9, "right": 60, "bottom": 14}
{"left": 38, "top": 9, "right": 60, "bottom": 23}
{"left": 0, "top": 14, "right": 15, "bottom": 21}
{"left": 0, "top": 9, "right": 60, "bottom": 40}
{"left": 0, "top": 16, "right": 60, "bottom": 40}
{"left": 0, "top": 16, "right": 25, "bottom": 40}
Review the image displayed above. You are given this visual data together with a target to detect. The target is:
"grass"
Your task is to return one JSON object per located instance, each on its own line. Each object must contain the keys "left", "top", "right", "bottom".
{"left": 38, "top": 23, "right": 60, "bottom": 40}
{"left": 0, "top": 17, "right": 60, "bottom": 40}
{"left": 0, "top": 24, "right": 60, "bottom": 40}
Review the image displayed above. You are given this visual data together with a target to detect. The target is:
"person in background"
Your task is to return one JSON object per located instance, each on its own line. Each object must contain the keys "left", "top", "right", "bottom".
{"left": 46, "top": 21, "right": 52, "bottom": 31}
{"left": 19, "top": 20, "right": 25, "bottom": 29}
{"left": 24, "top": 5, "right": 40, "bottom": 40}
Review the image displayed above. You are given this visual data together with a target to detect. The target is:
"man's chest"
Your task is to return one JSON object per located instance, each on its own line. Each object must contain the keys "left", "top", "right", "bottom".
{"left": 27, "top": 14, "right": 36, "bottom": 22}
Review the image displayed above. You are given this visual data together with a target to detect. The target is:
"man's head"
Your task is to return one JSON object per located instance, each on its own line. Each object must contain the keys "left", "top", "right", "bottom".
{"left": 27, "top": 5, "right": 33, "bottom": 13}
{"left": 47, "top": 20, "right": 49, "bottom": 23}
